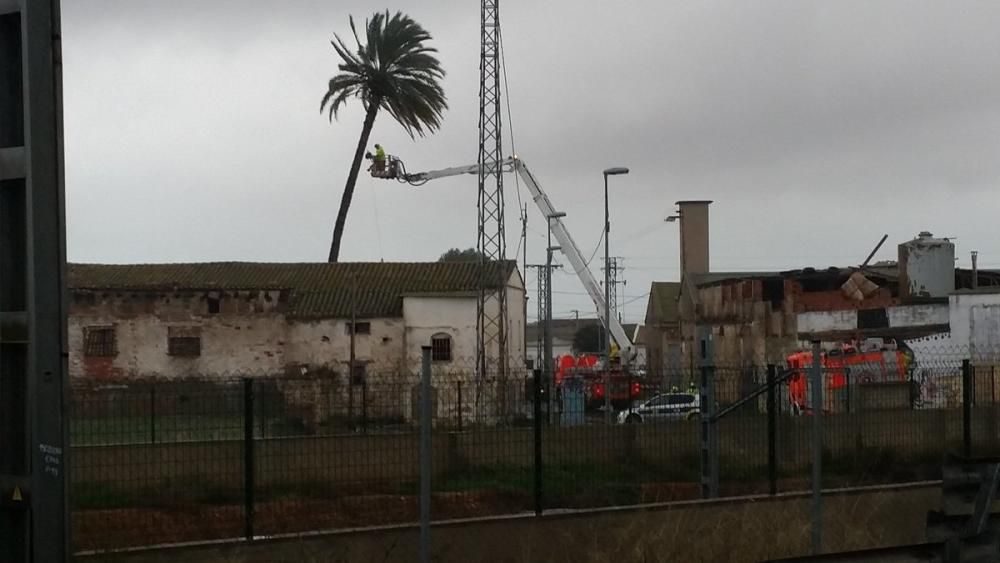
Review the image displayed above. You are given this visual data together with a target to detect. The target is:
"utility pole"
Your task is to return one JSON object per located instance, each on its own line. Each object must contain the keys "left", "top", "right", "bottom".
{"left": 972, "top": 250, "right": 979, "bottom": 290}
{"left": 570, "top": 309, "right": 580, "bottom": 341}
{"left": 521, "top": 205, "right": 528, "bottom": 367}
{"left": 521, "top": 204, "right": 527, "bottom": 279}
{"left": 526, "top": 265, "right": 547, "bottom": 368}
{"left": 527, "top": 263, "right": 561, "bottom": 374}
{"left": 545, "top": 246, "right": 560, "bottom": 404}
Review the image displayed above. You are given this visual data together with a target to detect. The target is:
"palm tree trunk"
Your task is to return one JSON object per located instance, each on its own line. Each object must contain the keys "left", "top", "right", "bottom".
{"left": 328, "top": 100, "right": 381, "bottom": 262}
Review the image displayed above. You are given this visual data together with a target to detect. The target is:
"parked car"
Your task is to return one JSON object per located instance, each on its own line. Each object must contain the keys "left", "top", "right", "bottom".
{"left": 617, "top": 393, "right": 700, "bottom": 424}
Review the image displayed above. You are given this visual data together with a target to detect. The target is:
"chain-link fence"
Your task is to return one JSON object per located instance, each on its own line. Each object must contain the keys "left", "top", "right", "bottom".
{"left": 70, "top": 350, "right": 1000, "bottom": 553}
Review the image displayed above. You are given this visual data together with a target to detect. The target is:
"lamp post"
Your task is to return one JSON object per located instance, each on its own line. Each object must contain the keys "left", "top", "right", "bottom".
{"left": 602, "top": 167, "right": 629, "bottom": 423}
{"left": 545, "top": 211, "right": 567, "bottom": 408}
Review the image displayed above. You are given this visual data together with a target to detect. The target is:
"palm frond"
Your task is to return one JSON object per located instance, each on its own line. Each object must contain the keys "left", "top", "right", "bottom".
{"left": 321, "top": 10, "right": 448, "bottom": 136}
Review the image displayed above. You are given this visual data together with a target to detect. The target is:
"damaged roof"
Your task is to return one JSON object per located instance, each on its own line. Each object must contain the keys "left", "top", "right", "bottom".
{"left": 688, "top": 266, "right": 897, "bottom": 289}
{"left": 69, "top": 261, "right": 518, "bottom": 319}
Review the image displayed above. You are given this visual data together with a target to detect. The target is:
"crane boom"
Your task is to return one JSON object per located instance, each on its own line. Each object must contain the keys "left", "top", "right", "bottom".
{"left": 403, "top": 157, "right": 634, "bottom": 359}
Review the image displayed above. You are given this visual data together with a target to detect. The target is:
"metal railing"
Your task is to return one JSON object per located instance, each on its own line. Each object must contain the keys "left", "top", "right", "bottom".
{"left": 68, "top": 354, "right": 1000, "bottom": 553}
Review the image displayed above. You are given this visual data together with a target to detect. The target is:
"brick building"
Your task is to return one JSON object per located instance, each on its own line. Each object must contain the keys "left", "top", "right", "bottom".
{"left": 642, "top": 200, "right": 1000, "bottom": 380}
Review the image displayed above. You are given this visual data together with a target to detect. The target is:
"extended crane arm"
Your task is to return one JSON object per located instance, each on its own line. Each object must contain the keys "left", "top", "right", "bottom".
{"left": 403, "top": 161, "right": 512, "bottom": 182}
{"left": 401, "top": 157, "right": 634, "bottom": 359}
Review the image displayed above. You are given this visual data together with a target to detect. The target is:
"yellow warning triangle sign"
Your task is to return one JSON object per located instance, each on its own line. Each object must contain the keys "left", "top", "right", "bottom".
{"left": 12, "top": 486, "right": 22, "bottom": 502}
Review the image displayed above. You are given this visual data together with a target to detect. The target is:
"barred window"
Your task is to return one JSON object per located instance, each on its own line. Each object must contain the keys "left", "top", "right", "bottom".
{"left": 167, "top": 326, "right": 201, "bottom": 357}
{"left": 84, "top": 327, "right": 116, "bottom": 357}
{"left": 431, "top": 333, "right": 452, "bottom": 362}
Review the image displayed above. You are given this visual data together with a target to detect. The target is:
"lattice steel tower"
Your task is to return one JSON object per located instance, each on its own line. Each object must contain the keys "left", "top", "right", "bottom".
{"left": 525, "top": 265, "right": 546, "bottom": 366}
{"left": 606, "top": 257, "right": 625, "bottom": 322}
{"left": 476, "top": 0, "right": 507, "bottom": 378}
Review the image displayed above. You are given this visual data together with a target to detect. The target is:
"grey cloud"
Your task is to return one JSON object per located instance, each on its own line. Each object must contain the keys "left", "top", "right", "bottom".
{"left": 61, "top": 1, "right": 1000, "bottom": 322}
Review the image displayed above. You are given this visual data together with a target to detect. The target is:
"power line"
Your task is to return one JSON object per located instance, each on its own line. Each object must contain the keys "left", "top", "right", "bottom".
{"left": 585, "top": 229, "right": 604, "bottom": 266}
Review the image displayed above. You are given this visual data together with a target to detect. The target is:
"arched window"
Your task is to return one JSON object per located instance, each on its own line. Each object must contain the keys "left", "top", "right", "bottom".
{"left": 431, "top": 333, "right": 452, "bottom": 362}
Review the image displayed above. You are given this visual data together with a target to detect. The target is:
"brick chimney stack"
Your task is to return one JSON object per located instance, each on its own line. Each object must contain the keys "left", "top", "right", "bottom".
{"left": 677, "top": 200, "right": 711, "bottom": 279}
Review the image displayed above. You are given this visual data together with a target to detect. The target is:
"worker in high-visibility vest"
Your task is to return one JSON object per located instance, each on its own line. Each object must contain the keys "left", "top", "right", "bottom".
{"left": 373, "top": 143, "right": 386, "bottom": 174}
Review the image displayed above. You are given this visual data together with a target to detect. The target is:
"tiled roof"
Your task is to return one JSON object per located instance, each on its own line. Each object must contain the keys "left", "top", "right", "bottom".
{"left": 68, "top": 261, "right": 517, "bottom": 319}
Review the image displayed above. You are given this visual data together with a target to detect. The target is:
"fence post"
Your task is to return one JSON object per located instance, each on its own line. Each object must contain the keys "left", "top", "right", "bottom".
{"left": 699, "top": 364, "right": 718, "bottom": 499}
{"left": 243, "top": 378, "right": 255, "bottom": 542}
{"left": 766, "top": 364, "right": 777, "bottom": 496}
{"left": 456, "top": 380, "right": 463, "bottom": 432}
{"left": 533, "top": 368, "right": 544, "bottom": 516}
{"left": 810, "top": 341, "right": 823, "bottom": 556}
{"left": 963, "top": 359, "right": 972, "bottom": 457}
{"left": 259, "top": 384, "right": 266, "bottom": 439}
{"left": 149, "top": 383, "right": 157, "bottom": 444}
{"left": 420, "top": 347, "right": 432, "bottom": 563}
{"left": 361, "top": 377, "right": 368, "bottom": 434}
{"left": 991, "top": 365, "right": 996, "bottom": 405}
{"left": 628, "top": 370, "right": 634, "bottom": 415}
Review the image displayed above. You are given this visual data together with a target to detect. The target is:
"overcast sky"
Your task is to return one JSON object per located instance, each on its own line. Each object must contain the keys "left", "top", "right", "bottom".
{"left": 62, "top": 1, "right": 1000, "bottom": 324}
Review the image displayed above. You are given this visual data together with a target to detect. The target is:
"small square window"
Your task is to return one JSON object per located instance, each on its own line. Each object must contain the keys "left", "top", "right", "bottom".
{"left": 84, "top": 327, "right": 117, "bottom": 357}
{"left": 168, "top": 337, "right": 201, "bottom": 357}
{"left": 346, "top": 321, "right": 371, "bottom": 335}
{"left": 207, "top": 296, "right": 221, "bottom": 314}
{"left": 431, "top": 334, "right": 452, "bottom": 362}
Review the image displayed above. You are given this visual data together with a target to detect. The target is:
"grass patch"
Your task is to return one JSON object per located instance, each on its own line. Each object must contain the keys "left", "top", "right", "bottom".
{"left": 73, "top": 480, "right": 242, "bottom": 510}
{"left": 71, "top": 414, "right": 245, "bottom": 446}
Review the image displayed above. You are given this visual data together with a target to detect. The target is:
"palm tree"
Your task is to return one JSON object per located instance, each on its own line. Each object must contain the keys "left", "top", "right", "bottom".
{"left": 321, "top": 11, "right": 448, "bottom": 262}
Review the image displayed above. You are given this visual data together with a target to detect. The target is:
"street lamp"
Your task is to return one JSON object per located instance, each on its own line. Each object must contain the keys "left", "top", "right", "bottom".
{"left": 602, "top": 167, "right": 629, "bottom": 423}
{"left": 545, "top": 211, "right": 567, "bottom": 408}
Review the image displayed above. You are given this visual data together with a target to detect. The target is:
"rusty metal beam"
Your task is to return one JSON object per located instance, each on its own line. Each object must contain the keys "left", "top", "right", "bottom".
{"left": 797, "top": 324, "right": 951, "bottom": 342}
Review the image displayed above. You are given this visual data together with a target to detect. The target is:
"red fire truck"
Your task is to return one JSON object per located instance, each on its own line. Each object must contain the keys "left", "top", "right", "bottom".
{"left": 554, "top": 354, "right": 642, "bottom": 411}
{"left": 786, "top": 339, "right": 913, "bottom": 414}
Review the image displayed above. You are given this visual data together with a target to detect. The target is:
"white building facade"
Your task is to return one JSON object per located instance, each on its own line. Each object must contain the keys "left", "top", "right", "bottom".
{"left": 68, "top": 261, "right": 526, "bottom": 380}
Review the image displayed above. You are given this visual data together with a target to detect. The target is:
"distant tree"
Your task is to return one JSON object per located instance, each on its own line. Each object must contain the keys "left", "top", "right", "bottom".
{"left": 572, "top": 324, "right": 603, "bottom": 354}
{"left": 320, "top": 11, "right": 448, "bottom": 262}
{"left": 438, "top": 248, "right": 484, "bottom": 262}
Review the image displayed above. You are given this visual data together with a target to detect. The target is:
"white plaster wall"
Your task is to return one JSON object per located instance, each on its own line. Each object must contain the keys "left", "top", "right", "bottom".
{"left": 887, "top": 304, "right": 948, "bottom": 327}
{"left": 69, "top": 313, "right": 287, "bottom": 378}
{"left": 286, "top": 318, "right": 405, "bottom": 372}
{"left": 505, "top": 270, "right": 527, "bottom": 368}
{"left": 403, "top": 296, "right": 478, "bottom": 371}
{"left": 798, "top": 304, "right": 949, "bottom": 337}
{"left": 797, "top": 310, "right": 856, "bottom": 334}
{"left": 402, "top": 271, "right": 526, "bottom": 373}
{"left": 950, "top": 292, "right": 1000, "bottom": 357}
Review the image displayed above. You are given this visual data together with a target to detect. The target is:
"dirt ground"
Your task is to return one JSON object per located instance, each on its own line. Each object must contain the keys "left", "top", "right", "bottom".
{"left": 74, "top": 491, "right": 531, "bottom": 552}
{"left": 72, "top": 479, "right": 824, "bottom": 553}
{"left": 76, "top": 484, "right": 939, "bottom": 563}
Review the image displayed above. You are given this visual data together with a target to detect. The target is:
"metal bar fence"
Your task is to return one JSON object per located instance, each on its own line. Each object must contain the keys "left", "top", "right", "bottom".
{"left": 67, "top": 354, "right": 992, "bottom": 553}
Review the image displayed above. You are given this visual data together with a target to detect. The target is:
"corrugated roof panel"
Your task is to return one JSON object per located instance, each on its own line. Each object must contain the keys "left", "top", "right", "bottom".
{"left": 68, "top": 261, "right": 516, "bottom": 319}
